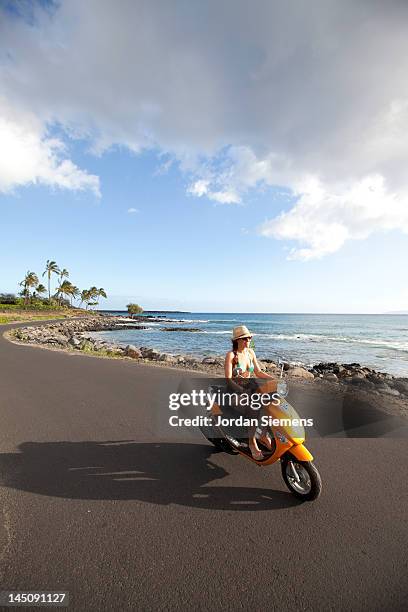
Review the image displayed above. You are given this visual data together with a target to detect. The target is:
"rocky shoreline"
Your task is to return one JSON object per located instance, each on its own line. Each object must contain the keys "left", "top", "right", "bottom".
{"left": 6, "top": 315, "right": 408, "bottom": 407}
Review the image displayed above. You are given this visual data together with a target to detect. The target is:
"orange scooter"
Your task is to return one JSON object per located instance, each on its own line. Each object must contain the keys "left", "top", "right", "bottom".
{"left": 199, "top": 378, "right": 322, "bottom": 501}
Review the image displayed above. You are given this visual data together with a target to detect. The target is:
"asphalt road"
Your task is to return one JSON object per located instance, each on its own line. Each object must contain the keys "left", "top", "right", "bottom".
{"left": 0, "top": 320, "right": 407, "bottom": 611}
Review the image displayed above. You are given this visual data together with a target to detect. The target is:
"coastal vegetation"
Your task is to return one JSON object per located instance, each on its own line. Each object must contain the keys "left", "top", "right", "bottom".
{"left": 0, "top": 260, "right": 108, "bottom": 323}
{"left": 127, "top": 303, "right": 144, "bottom": 317}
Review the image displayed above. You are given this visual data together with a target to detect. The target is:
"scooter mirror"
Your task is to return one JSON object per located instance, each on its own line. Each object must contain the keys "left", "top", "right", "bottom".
{"left": 278, "top": 357, "right": 289, "bottom": 379}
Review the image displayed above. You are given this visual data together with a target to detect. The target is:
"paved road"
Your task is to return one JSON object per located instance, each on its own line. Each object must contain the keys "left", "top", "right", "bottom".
{"left": 0, "top": 321, "right": 407, "bottom": 611}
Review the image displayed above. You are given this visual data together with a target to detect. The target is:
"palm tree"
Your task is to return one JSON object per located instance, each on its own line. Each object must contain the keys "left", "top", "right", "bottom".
{"left": 79, "top": 289, "right": 90, "bottom": 309}
{"left": 86, "top": 286, "right": 99, "bottom": 310}
{"left": 42, "top": 260, "right": 60, "bottom": 301}
{"left": 32, "top": 283, "right": 47, "bottom": 301}
{"left": 56, "top": 268, "right": 69, "bottom": 306}
{"left": 36, "top": 283, "right": 47, "bottom": 296}
{"left": 69, "top": 285, "right": 80, "bottom": 307}
{"left": 57, "top": 280, "right": 73, "bottom": 306}
{"left": 78, "top": 287, "right": 107, "bottom": 310}
{"left": 59, "top": 268, "right": 69, "bottom": 284}
{"left": 96, "top": 287, "right": 107, "bottom": 308}
{"left": 19, "top": 271, "right": 39, "bottom": 306}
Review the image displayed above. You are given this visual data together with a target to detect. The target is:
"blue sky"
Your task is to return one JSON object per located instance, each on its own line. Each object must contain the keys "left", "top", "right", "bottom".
{"left": 1, "top": 1, "right": 408, "bottom": 312}
{"left": 2, "top": 139, "right": 407, "bottom": 313}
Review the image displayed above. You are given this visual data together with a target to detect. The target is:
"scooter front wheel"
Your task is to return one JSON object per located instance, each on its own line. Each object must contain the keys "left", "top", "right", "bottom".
{"left": 281, "top": 454, "right": 322, "bottom": 501}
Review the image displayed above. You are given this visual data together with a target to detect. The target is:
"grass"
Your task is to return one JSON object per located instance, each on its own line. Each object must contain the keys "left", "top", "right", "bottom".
{"left": 0, "top": 305, "right": 90, "bottom": 324}
{"left": 0, "top": 303, "right": 76, "bottom": 312}
{"left": 80, "top": 344, "right": 124, "bottom": 359}
{"left": 0, "top": 316, "right": 12, "bottom": 323}
{"left": 0, "top": 313, "right": 69, "bottom": 324}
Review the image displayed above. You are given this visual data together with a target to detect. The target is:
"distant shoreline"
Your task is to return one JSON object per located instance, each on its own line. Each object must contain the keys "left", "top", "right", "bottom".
{"left": 99, "top": 310, "right": 408, "bottom": 316}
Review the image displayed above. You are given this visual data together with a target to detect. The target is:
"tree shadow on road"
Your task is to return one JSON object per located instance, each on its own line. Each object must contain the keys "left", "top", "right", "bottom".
{"left": 0, "top": 441, "right": 300, "bottom": 510}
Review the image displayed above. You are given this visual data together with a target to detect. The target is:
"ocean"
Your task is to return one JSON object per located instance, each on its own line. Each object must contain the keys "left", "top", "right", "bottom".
{"left": 94, "top": 312, "right": 408, "bottom": 377}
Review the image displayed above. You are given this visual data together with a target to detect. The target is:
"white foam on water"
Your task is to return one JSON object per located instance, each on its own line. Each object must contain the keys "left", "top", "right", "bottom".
{"left": 250, "top": 332, "right": 408, "bottom": 352}
{"left": 200, "top": 330, "right": 231, "bottom": 335}
{"left": 177, "top": 319, "right": 209, "bottom": 323}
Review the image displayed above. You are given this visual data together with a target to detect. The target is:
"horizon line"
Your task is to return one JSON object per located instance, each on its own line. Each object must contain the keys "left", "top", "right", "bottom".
{"left": 99, "top": 309, "right": 408, "bottom": 316}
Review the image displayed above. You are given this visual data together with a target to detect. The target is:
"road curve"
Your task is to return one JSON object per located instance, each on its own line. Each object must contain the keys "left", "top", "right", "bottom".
{"left": 0, "top": 320, "right": 407, "bottom": 611}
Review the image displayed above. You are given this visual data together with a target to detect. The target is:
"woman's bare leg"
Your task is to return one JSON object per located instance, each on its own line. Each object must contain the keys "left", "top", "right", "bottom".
{"left": 248, "top": 425, "right": 263, "bottom": 459}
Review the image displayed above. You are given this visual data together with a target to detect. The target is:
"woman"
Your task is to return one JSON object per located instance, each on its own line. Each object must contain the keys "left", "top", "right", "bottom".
{"left": 224, "top": 325, "right": 276, "bottom": 460}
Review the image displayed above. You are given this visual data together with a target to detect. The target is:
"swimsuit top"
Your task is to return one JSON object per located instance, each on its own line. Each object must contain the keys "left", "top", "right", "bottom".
{"left": 232, "top": 348, "right": 255, "bottom": 378}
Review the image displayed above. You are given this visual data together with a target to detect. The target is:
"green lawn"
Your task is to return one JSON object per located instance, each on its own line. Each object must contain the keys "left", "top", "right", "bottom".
{"left": 0, "top": 314, "right": 69, "bottom": 324}
{"left": 0, "top": 304, "right": 89, "bottom": 324}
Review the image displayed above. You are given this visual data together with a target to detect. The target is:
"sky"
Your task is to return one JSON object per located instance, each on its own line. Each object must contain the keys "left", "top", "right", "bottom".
{"left": 1, "top": 0, "right": 408, "bottom": 313}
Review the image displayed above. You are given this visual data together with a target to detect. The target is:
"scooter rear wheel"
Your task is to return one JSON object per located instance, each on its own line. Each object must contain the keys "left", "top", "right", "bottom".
{"left": 281, "top": 454, "right": 322, "bottom": 501}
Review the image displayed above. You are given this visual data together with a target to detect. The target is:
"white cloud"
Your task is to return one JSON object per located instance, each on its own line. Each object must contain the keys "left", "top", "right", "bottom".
{"left": 188, "top": 180, "right": 210, "bottom": 198}
{"left": 127, "top": 207, "right": 139, "bottom": 214}
{"left": 1, "top": 0, "right": 408, "bottom": 254}
{"left": 0, "top": 98, "right": 100, "bottom": 195}
{"left": 188, "top": 177, "right": 240, "bottom": 204}
{"left": 260, "top": 174, "right": 408, "bottom": 259}
{"left": 210, "top": 190, "right": 241, "bottom": 204}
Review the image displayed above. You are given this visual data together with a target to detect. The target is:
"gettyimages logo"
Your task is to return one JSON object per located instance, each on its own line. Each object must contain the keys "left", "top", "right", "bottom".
{"left": 168, "top": 387, "right": 281, "bottom": 412}
{"left": 166, "top": 376, "right": 315, "bottom": 429}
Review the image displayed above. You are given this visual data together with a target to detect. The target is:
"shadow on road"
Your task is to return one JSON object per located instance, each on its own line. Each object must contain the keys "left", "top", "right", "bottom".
{"left": 0, "top": 441, "right": 300, "bottom": 510}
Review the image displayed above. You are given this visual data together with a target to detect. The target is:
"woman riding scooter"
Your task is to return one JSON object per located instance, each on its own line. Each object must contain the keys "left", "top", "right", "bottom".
{"left": 224, "top": 325, "right": 277, "bottom": 460}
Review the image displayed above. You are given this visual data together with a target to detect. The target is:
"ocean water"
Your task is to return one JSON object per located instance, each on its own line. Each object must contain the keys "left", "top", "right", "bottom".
{"left": 94, "top": 312, "right": 408, "bottom": 377}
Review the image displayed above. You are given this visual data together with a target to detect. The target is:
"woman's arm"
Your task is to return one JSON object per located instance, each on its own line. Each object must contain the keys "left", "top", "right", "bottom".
{"left": 252, "top": 350, "right": 274, "bottom": 379}
{"left": 224, "top": 351, "right": 233, "bottom": 378}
